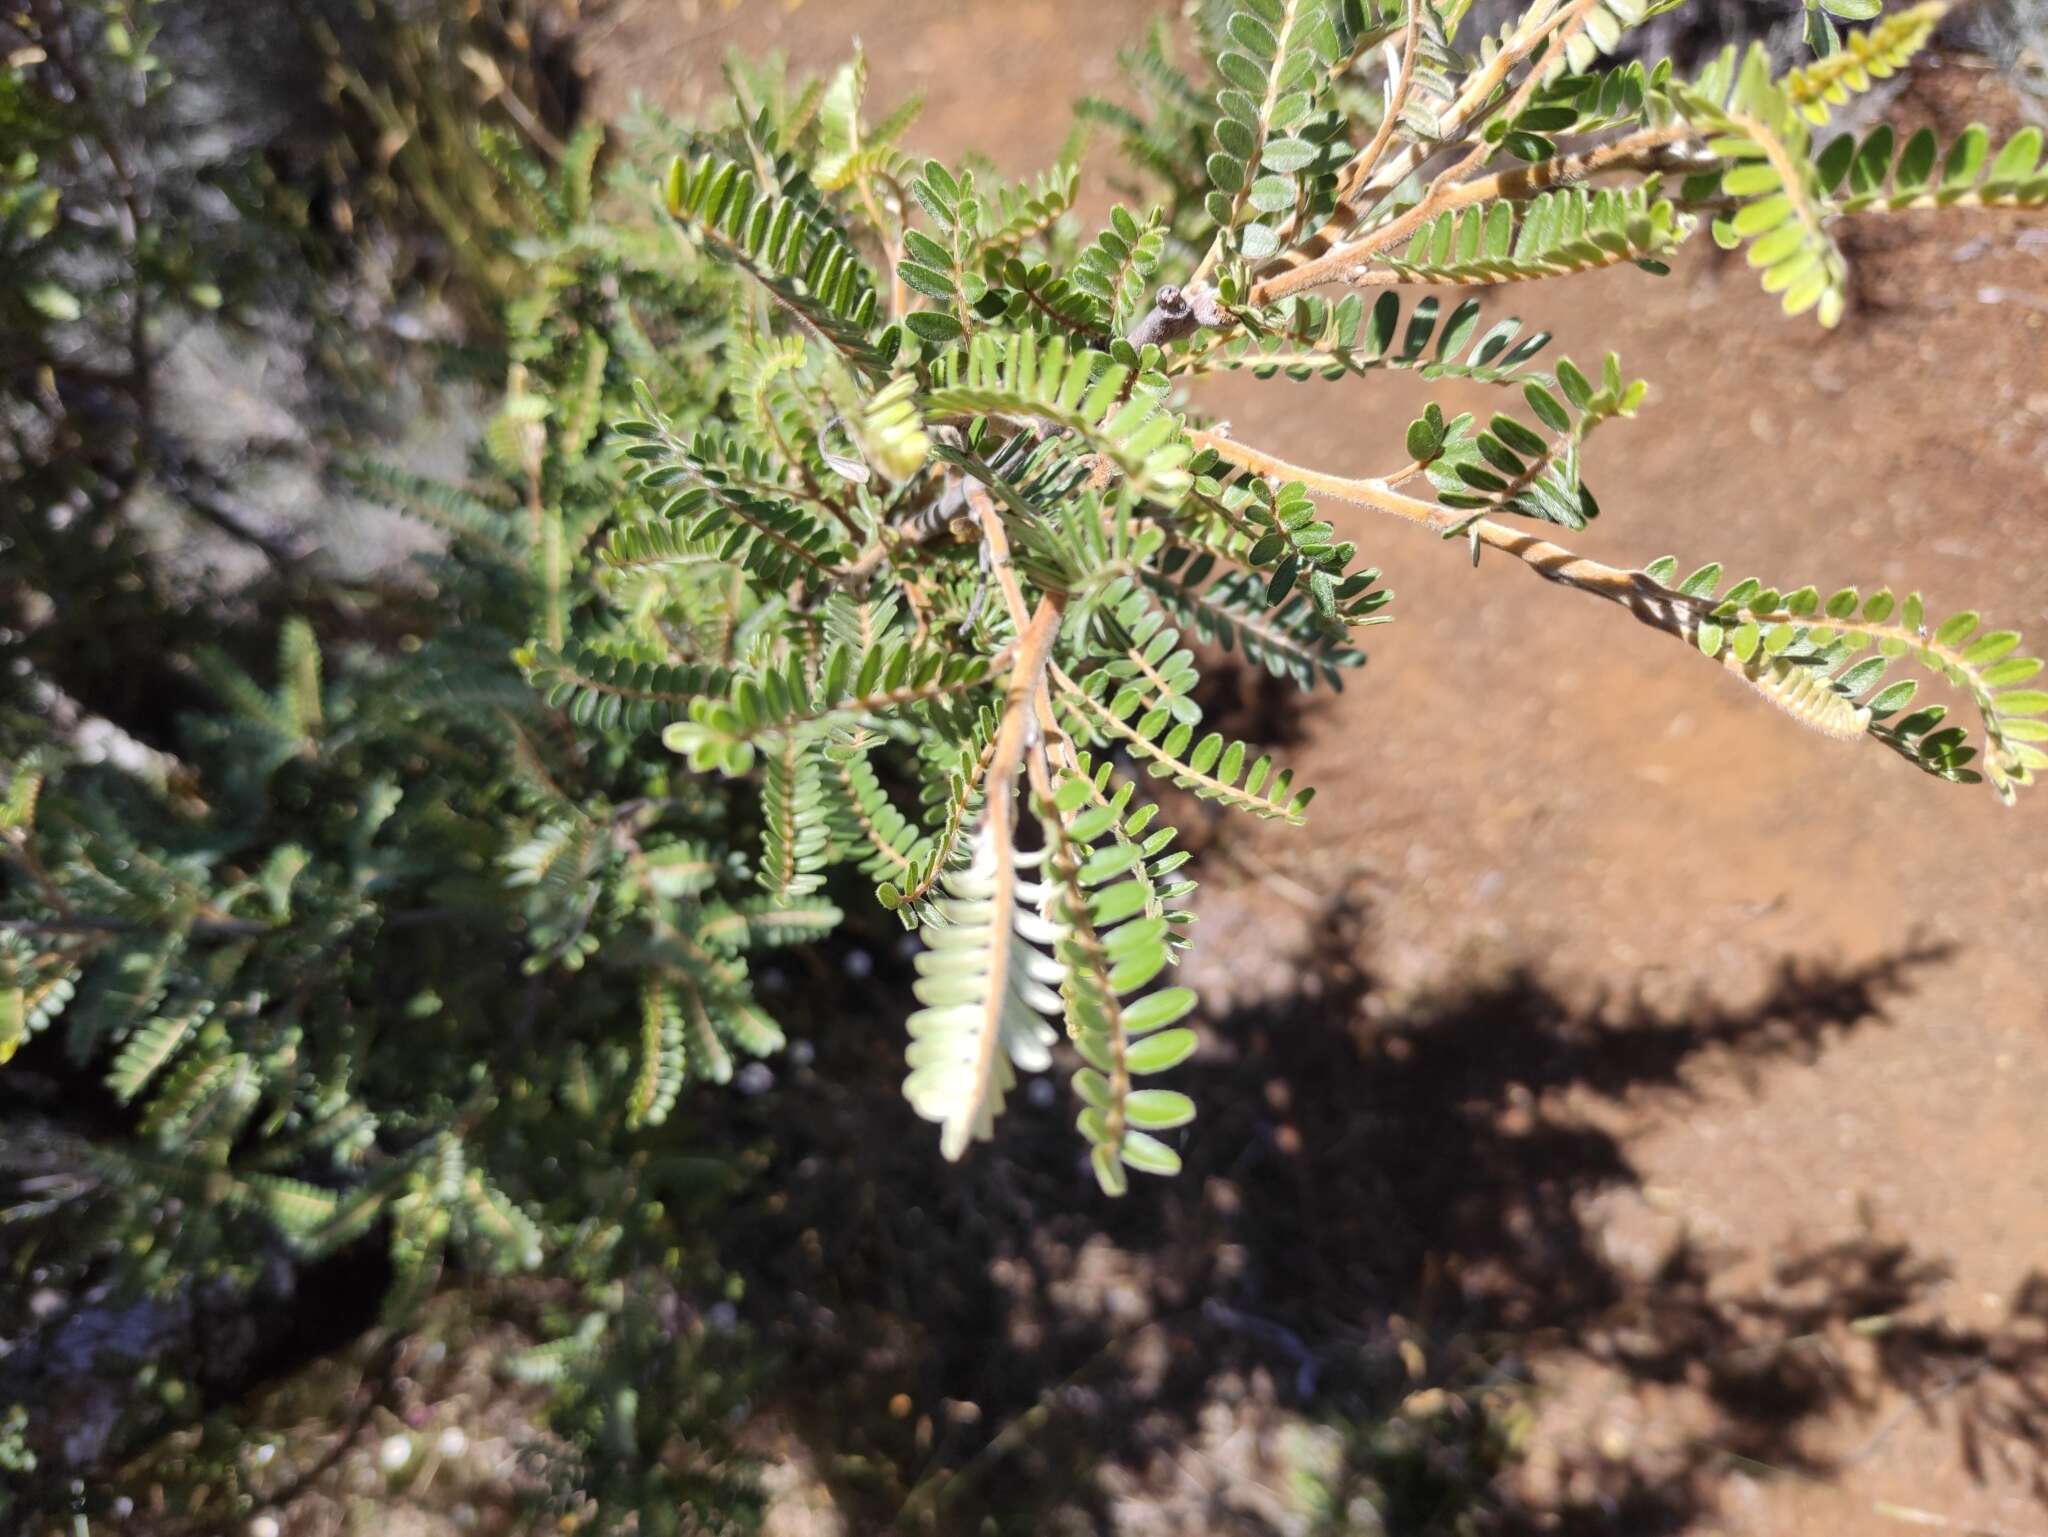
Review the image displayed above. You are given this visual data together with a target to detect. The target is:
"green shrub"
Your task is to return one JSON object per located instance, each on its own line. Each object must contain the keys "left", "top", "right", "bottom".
{"left": 4, "top": 0, "right": 2045, "bottom": 1527}
{"left": 616, "top": 0, "right": 2047, "bottom": 1188}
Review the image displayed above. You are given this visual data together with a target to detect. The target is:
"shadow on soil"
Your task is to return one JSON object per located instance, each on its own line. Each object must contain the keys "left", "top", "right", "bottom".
{"left": 738, "top": 896, "right": 2048, "bottom": 1534}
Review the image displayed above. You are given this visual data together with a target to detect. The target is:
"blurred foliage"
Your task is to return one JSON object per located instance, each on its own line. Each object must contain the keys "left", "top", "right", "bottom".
{"left": 3, "top": 3, "right": 774, "bottom": 1531}
{"left": 3, "top": 0, "right": 314, "bottom": 738}
{"left": 303, "top": 0, "right": 590, "bottom": 319}
{"left": 75, "top": 1285, "right": 764, "bottom": 1537}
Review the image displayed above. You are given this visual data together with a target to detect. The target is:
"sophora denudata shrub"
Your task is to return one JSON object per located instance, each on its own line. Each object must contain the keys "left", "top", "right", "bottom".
{"left": 626, "top": 3, "right": 2042, "bottom": 1190}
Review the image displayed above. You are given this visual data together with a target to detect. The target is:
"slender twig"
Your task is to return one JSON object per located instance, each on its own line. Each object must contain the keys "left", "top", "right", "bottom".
{"left": 1249, "top": 0, "right": 1604, "bottom": 307}
{"left": 860, "top": 178, "right": 906, "bottom": 323}
{"left": 1125, "top": 0, "right": 1607, "bottom": 347}
{"left": 1252, "top": 0, "right": 1578, "bottom": 284}
{"left": 1342, "top": 3, "right": 1422, "bottom": 207}
{"left": 1724, "top": 103, "right": 1832, "bottom": 254}
{"left": 971, "top": 485, "right": 1069, "bottom": 757}
{"left": 1008, "top": 276, "right": 1113, "bottom": 347}
{"left": 831, "top": 92, "right": 906, "bottom": 320}
{"left": 941, "top": 590, "right": 1067, "bottom": 1155}
{"left": 1187, "top": 426, "right": 1690, "bottom": 634}
{"left": 968, "top": 485, "right": 1035, "bottom": 635}
{"left": 1427, "top": 122, "right": 1700, "bottom": 217}
{"left": 458, "top": 44, "right": 567, "bottom": 160}
{"left": 986, "top": 598, "right": 1066, "bottom": 805}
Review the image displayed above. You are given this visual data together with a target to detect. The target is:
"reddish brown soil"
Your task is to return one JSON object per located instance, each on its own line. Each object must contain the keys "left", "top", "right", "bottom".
{"left": 592, "top": 10, "right": 2048, "bottom": 1534}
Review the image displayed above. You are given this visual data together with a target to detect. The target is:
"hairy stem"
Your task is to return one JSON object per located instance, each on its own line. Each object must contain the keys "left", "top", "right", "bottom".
{"left": 1187, "top": 427, "right": 1688, "bottom": 635}
{"left": 986, "top": 597, "right": 1068, "bottom": 814}
{"left": 1342, "top": 3, "right": 1422, "bottom": 206}
{"left": 1429, "top": 123, "right": 1700, "bottom": 216}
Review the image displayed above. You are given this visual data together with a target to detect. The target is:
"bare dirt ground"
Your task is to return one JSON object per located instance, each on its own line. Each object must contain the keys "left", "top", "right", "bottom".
{"left": 583, "top": 7, "right": 2048, "bottom": 1534}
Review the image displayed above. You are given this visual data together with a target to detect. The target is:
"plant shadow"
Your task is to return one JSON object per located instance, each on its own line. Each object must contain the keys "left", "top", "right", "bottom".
{"left": 735, "top": 894, "right": 2048, "bottom": 1534}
